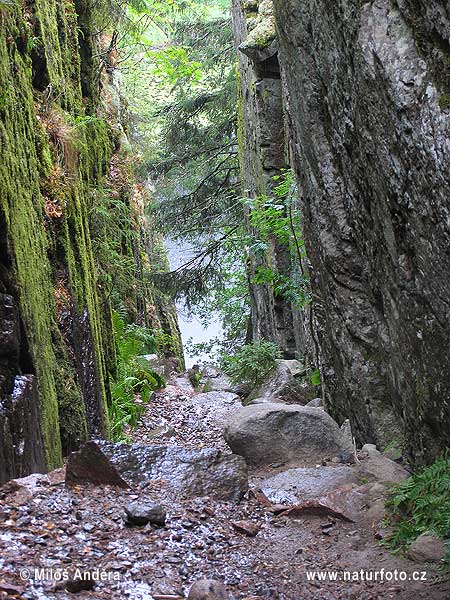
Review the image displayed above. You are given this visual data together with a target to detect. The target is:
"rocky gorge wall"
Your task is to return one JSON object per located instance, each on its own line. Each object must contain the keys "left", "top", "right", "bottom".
{"left": 0, "top": 0, "right": 181, "bottom": 483}
{"left": 234, "top": 0, "right": 450, "bottom": 464}
{"left": 233, "top": 0, "right": 308, "bottom": 359}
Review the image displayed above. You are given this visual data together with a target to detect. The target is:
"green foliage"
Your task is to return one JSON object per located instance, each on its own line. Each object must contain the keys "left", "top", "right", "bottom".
{"left": 26, "top": 36, "right": 42, "bottom": 52}
{"left": 150, "top": 46, "right": 202, "bottom": 85}
{"left": 109, "top": 312, "right": 165, "bottom": 441}
{"left": 222, "top": 340, "right": 281, "bottom": 388}
{"left": 383, "top": 455, "right": 450, "bottom": 564}
{"left": 122, "top": 0, "right": 240, "bottom": 295}
{"left": 310, "top": 368, "right": 321, "bottom": 386}
{"left": 253, "top": 266, "right": 311, "bottom": 307}
{"left": 245, "top": 169, "right": 311, "bottom": 309}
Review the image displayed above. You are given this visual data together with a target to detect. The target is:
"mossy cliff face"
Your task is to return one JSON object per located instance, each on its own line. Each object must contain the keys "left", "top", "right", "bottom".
{"left": 0, "top": 1, "right": 182, "bottom": 483}
{"left": 272, "top": 0, "right": 450, "bottom": 463}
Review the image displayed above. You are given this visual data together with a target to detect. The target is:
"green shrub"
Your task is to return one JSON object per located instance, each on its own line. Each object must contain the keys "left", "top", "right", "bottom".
{"left": 383, "top": 455, "right": 450, "bottom": 563}
{"left": 221, "top": 340, "right": 281, "bottom": 388}
{"left": 109, "top": 312, "right": 165, "bottom": 441}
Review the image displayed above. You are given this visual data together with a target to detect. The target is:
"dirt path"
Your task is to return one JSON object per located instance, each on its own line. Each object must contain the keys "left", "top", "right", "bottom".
{"left": 0, "top": 375, "right": 449, "bottom": 600}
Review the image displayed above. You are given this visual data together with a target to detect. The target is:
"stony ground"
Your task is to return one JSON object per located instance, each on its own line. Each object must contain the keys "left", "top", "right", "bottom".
{"left": 1, "top": 375, "right": 449, "bottom": 600}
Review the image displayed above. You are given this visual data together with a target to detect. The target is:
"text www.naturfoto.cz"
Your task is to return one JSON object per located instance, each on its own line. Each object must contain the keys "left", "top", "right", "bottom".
{"left": 305, "top": 569, "right": 427, "bottom": 583}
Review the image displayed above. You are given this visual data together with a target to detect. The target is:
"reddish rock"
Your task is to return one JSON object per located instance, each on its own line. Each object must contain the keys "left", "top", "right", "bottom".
{"left": 277, "top": 486, "right": 366, "bottom": 523}
{"left": 231, "top": 519, "right": 261, "bottom": 537}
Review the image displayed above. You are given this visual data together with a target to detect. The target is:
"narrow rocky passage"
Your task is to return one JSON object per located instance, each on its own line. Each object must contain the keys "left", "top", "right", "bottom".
{"left": 1, "top": 368, "right": 449, "bottom": 600}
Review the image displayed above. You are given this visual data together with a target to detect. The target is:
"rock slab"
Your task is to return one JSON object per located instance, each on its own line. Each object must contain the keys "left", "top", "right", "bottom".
{"left": 358, "top": 444, "right": 409, "bottom": 484}
{"left": 258, "top": 465, "right": 358, "bottom": 505}
{"left": 66, "top": 441, "right": 248, "bottom": 500}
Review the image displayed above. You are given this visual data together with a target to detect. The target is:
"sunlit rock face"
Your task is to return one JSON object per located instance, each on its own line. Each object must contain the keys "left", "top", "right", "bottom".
{"left": 273, "top": 0, "right": 450, "bottom": 463}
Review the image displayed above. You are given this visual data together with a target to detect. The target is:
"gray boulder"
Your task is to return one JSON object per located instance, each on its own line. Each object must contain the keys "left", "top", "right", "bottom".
{"left": 248, "top": 359, "right": 316, "bottom": 405}
{"left": 201, "top": 366, "right": 234, "bottom": 393}
{"left": 66, "top": 441, "right": 247, "bottom": 501}
{"left": 223, "top": 403, "right": 352, "bottom": 466}
{"left": 408, "top": 533, "right": 447, "bottom": 562}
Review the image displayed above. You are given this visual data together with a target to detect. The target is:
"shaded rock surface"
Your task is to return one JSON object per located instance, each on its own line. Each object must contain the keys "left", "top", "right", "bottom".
{"left": 224, "top": 402, "right": 352, "bottom": 466}
{"left": 273, "top": 0, "right": 450, "bottom": 463}
{"left": 0, "top": 374, "right": 46, "bottom": 484}
{"left": 65, "top": 441, "right": 130, "bottom": 489}
{"left": 66, "top": 440, "right": 248, "bottom": 501}
{"left": 232, "top": 0, "right": 306, "bottom": 359}
{"left": 306, "top": 398, "right": 323, "bottom": 408}
{"left": 201, "top": 366, "right": 234, "bottom": 393}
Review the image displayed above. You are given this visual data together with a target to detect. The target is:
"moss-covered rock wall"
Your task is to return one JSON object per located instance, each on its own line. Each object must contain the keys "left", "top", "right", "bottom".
{"left": 0, "top": 0, "right": 182, "bottom": 483}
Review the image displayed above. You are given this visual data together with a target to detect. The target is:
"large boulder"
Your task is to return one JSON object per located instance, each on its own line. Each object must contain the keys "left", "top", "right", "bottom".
{"left": 248, "top": 360, "right": 316, "bottom": 405}
{"left": 201, "top": 366, "right": 235, "bottom": 393}
{"left": 223, "top": 403, "right": 352, "bottom": 466}
{"left": 66, "top": 441, "right": 247, "bottom": 501}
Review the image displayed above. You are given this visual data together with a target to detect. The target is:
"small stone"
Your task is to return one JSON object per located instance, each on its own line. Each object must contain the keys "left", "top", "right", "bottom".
{"left": 65, "top": 574, "right": 96, "bottom": 593}
{"left": 188, "top": 579, "right": 230, "bottom": 600}
{"left": 408, "top": 533, "right": 447, "bottom": 562}
{"left": 124, "top": 502, "right": 166, "bottom": 527}
{"left": 362, "top": 443, "right": 377, "bottom": 453}
{"left": 374, "top": 528, "right": 391, "bottom": 541}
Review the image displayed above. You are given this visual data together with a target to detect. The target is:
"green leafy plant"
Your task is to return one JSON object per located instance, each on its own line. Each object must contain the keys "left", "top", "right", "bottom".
{"left": 383, "top": 455, "right": 450, "bottom": 565}
{"left": 188, "top": 366, "right": 202, "bottom": 389}
{"left": 253, "top": 266, "right": 311, "bottom": 307}
{"left": 221, "top": 340, "right": 281, "bottom": 388}
{"left": 245, "top": 169, "right": 311, "bottom": 310}
{"left": 310, "top": 368, "right": 321, "bottom": 386}
{"left": 26, "top": 35, "right": 43, "bottom": 52}
{"left": 109, "top": 312, "right": 166, "bottom": 441}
